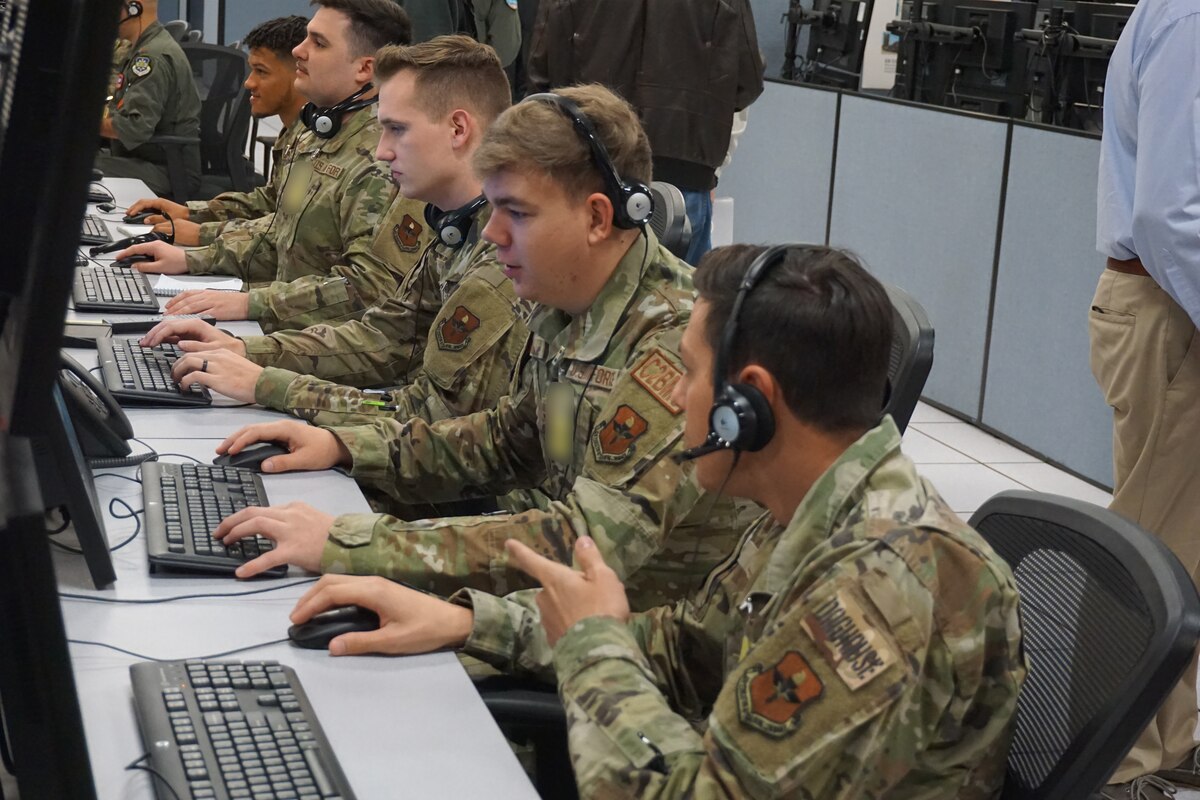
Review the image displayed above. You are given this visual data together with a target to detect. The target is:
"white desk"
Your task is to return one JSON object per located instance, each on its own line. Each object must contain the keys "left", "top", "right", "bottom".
{"left": 56, "top": 187, "right": 538, "bottom": 799}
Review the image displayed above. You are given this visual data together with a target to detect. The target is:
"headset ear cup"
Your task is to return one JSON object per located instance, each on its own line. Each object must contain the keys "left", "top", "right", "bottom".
{"left": 128, "top": 1, "right": 142, "bottom": 16}
{"left": 623, "top": 181, "right": 654, "bottom": 228}
{"left": 729, "top": 383, "right": 775, "bottom": 451}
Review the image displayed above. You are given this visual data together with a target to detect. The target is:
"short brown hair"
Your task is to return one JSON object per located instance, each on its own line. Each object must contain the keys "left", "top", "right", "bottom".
{"left": 311, "top": 0, "right": 411, "bottom": 56}
{"left": 473, "top": 84, "right": 652, "bottom": 201}
{"left": 695, "top": 244, "right": 894, "bottom": 434}
{"left": 375, "top": 35, "right": 510, "bottom": 126}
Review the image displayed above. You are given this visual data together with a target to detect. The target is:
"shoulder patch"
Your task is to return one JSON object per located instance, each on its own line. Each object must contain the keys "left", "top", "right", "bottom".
{"left": 801, "top": 590, "right": 897, "bottom": 691}
{"left": 311, "top": 158, "right": 344, "bottom": 179}
{"left": 130, "top": 55, "right": 153, "bottom": 78}
{"left": 737, "top": 651, "right": 824, "bottom": 738}
{"left": 631, "top": 348, "right": 684, "bottom": 414}
{"left": 591, "top": 405, "right": 648, "bottom": 463}
{"left": 436, "top": 305, "right": 481, "bottom": 351}
{"left": 565, "top": 362, "right": 620, "bottom": 391}
{"left": 393, "top": 214, "right": 423, "bottom": 252}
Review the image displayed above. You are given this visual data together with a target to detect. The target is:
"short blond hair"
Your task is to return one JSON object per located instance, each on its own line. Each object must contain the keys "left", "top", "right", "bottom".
{"left": 473, "top": 84, "right": 653, "bottom": 201}
{"left": 374, "top": 35, "right": 510, "bottom": 126}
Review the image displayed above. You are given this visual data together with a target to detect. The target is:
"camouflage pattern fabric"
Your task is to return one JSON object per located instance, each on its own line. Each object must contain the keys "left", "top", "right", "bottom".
{"left": 108, "top": 38, "right": 133, "bottom": 97}
{"left": 241, "top": 206, "right": 484, "bottom": 388}
{"left": 184, "top": 106, "right": 427, "bottom": 332}
{"left": 317, "top": 231, "right": 749, "bottom": 603}
{"left": 188, "top": 118, "right": 307, "bottom": 245}
{"left": 517, "top": 418, "right": 1026, "bottom": 799}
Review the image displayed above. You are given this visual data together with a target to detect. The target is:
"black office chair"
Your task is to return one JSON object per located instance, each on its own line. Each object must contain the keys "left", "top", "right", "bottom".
{"left": 184, "top": 29, "right": 202, "bottom": 44}
{"left": 882, "top": 282, "right": 934, "bottom": 435}
{"left": 649, "top": 180, "right": 692, "bottom": 260}
{"left": 969, "top": 491, "right": 1200, "bottom": 800}
{"left": 153, "top": 43, "right": 258, "bottom": 202}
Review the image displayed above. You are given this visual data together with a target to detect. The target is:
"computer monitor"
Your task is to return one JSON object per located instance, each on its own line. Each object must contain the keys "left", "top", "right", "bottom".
{"left": 782, "top": 0, "right": 875, "bottom": 90}
{"left": 890, "top": 0, "right": 1037, "bottom": 117}
{"left": 0, "top": 0, "right": 121, "bottom": 797}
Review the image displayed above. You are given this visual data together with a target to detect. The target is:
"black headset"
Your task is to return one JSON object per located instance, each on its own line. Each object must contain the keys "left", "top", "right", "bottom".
{"left": 424, "top": 194, "right": 488, "bottom": 250}
{"left": 676, "top": 245, "right": 797, "bottom": 462}
{"left": 301, "top": 84, "right": 378, "bottom": 139}
{"left": 523, "top": 93, "right": 654, "bottom": 230}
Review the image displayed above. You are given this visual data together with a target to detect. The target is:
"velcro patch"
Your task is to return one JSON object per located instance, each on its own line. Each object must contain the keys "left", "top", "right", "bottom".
{"left": 591, "top": 405, "right": 648, "bottom": 463}
{"left": 529, "top": 335, "right": 548, "bottom": 360}
{"left": 631, "top": 348, "right": 683, "bottom": 414}
{"left": 801, "top": 590, "right": 896, "bottom": 691}
{"left": 737, "top": 651, "right": 823, "bottom": 738}
{"left": 564, "top": 362, "right": 619, "bottom": 391}
{"left": 394, "top": 214, "right": 423, "bottom": 252}
{"left": 435, "top": 305, "right": 480, "bottom": 351}
{"left": 130, "top": 55, "right": 152, "bottom": 78}
{"left": 312, "top": 158, "right": 344, "bottom": 179}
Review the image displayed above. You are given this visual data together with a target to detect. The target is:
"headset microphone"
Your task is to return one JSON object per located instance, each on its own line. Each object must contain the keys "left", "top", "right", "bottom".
{"left": 672, "top": 433, "right": 728, "bottom": 464}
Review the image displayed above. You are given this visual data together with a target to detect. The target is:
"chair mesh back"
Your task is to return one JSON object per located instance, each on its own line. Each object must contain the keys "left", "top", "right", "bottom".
{"left": 183, "top": 44, "right": 249, "bottom": 177}
{"left": 881, "top": 284, "right": 934, "bottom": 434}
{"left": 649, "top": 181, "right": 692, "bottom": 260}
{"left": 974, "top": 509, "right": 1154, "bottom": 796}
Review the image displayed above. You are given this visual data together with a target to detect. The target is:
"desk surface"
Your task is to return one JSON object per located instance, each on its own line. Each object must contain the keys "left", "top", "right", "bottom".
{"left": 56, "top": 187, "right": 537, "bottom": 799}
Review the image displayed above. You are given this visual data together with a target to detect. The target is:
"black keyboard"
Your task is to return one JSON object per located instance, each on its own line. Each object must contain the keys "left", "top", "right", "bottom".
{"left": 80, "top": 213, "right": 113, "bottom": 245}
{"left": 130, "top": 659, "right": 356, "bottom": 800}
{"left": 73, "top": 265, "right": 158, "bottom": 313}
{"left": 97, "top": 336, "right": 212, "bottom": 407}
{"left": 142, "top": 461, "right": 285, "bottom": 577}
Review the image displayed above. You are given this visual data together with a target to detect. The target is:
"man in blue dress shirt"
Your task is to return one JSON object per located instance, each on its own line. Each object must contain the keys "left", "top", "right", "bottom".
{"left": 1092, "top": 0, "right": 1200, "bottom": 796}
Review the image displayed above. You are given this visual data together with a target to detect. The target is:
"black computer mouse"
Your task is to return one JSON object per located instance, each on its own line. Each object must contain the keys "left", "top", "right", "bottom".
{"left": 287, "top": 606, "right": 380, "bottom": 650}
{"left": 212, "top": 441, "right": 290, "bottom": 472}
{"left": 123, "top": 211, "right": 156, "bottom": 224}
{"left": 113, "top": 254, "right": 155, "bottom": 268}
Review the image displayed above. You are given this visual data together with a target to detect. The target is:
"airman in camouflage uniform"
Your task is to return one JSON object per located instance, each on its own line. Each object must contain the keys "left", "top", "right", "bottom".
{"left": 108, "top": 37, "right": 133, "bottom": 98}
{"left": 182, "top": 106, "right": 428, "bottom": 332}
{"left": 96, "top": 17, "right": 201, "bottom": 197}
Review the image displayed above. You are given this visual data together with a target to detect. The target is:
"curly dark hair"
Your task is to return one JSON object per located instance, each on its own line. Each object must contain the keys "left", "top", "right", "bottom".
{"left": 242, "top": 16, "right": 309, "bottom": 62}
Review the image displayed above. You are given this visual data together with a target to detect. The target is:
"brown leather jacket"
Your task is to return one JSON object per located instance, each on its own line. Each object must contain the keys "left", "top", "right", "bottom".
{"left": 528, "top": 0, "right": 765, "bottom": 192}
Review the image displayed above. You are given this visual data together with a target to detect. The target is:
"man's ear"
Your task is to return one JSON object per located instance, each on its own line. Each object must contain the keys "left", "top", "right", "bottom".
{"left": 585, "top": 191, "right": 615, "bottom": 245}
{"left": 356, "top": 56, "right": 375, "bottom": 87}
{"left": 737, "top": 364, "right": 778, "bottom": 401}
{"left": 449, "top": 109, "right": 473, "bottom": 150}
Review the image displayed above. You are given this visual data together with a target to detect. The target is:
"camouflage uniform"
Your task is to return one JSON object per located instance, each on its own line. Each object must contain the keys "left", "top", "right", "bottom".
{"left": 96, "top": 20, "right": 201, "bottom": 197}
{"left": 249, "top": 207, "right": 526, "bottom": 418}
{"left": 108, "top": 38, "right": 133, "bottom": 98}
{"left": 457, "top": 419, "right": 1026, "bottom": 798}
{"left": 317, "top": 232, "right": 749, "bottom": 605}
{"left": 184, "top": 106, "right": 427, "bottom": 333}
{"left": 186, "top": 119, "right": 306, "bottom": 246}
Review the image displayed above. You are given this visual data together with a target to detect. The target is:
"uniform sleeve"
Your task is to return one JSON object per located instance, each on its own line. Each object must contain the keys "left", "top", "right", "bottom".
{"left": 110, "top": 51, "right": 176, "bottom": 150}
{"left": 189, "top": 182, "right": 281, "bottom": 231}
{"left": 451, "top": 587, "right": 557, "bottom": 683}
{"left": 186, "top": 216, "right": 280, "bottom": 280}
{"left": 473, "top": 0, "right": 522, "bottom": 66}
{"left": 244, "top": 173, "right": 415, "bottom": 332}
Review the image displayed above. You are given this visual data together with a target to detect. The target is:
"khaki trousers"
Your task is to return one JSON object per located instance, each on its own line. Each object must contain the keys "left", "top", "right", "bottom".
{"left": 1089, "top": 268, "right": 1200, "bottom": 782}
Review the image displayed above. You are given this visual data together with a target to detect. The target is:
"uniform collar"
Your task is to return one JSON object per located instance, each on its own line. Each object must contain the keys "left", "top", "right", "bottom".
{"left": 761, "top": 416, "right": 905, "bottom": 593}
{"left": 531, "top": 228, "right": 661, "bottom": 363}
{"left": 438, "top": 203, "right": 492, "bottom": 286}
{"left": 299, "top": 102, "right": 377, "bottom": 156}
{"left": 130, "top": 19, "right": 165, "bottom": 50}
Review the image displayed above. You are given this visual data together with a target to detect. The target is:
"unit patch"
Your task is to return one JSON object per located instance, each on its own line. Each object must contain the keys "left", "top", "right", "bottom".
{"left": 129, "top": 55, "right": 152, "bottom": 79}
{"left": 436, "top": 305, "right": 480, "bottom": 351}
{"left": 800, "top": 590, "right": 896, "bottom": 691}
{"left": 631, "top": 348, "right": 683, "bottom": 414}
{"left": 591, "top": 405, "right": 648, "bottom": 463}
{"left": 737, "top": 651, "right": 823, "bottom": 738}
{"left": 564, "top": 362, "right": 619, "bottom": 391}
{"left": 394, "top": 214, "right": 423, "bottom": 252}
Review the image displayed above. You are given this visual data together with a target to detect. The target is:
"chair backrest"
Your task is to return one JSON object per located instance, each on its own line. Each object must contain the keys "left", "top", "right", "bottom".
{"left": 882, "top": 282, "right": 934, "bottom": 434}
{"left": 969, "top": 491, "right": 1200, "bottom": 800}
{"left": 649, "top": 181, "right": 692, "bottom": 260}
{"left": 181, "top": 43, "right": 255, "bottom": 193}
{"left": 163, "top": 19, "right": 189, "bottom": 41}
{"left": 184, "top": 28, "right": 202, "bottom": 44}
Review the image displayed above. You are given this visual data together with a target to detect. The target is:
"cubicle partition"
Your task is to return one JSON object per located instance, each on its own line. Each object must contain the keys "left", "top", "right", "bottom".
{"left": 717, "top": 79, "right": 1113, "bottom": 487}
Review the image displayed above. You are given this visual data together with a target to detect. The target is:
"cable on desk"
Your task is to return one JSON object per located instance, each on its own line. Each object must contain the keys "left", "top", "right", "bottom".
{"left": 89, "top": 438, "right": 158, "bottom": 469}
{"left": 125, "top": 753, "right": 183, "bottom": 800}
{"left": 59, "top": 578, "right": 319, "bottom": 605}
{"left": 47, "top": 497, "right": 142, "bottom": 555}
{"left": 68, "top": 636, "right": 292, "bottom": 663}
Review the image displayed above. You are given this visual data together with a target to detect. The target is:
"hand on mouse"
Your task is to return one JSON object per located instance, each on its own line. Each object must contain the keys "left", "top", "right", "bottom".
{"left": 291, "top": 575, "right": 474, "bottom": 656}
{"left": 115, "top": 239, "right": 187, "bottom": 274}
{"left": 126, "top": 197, "right": 189, "bottom": 221}
{"left": 216, "top": 420, "right": 351, "bottom": 473}
{"left": 163, "top": 288, "right": 250, "bottom": 320}
{"left": 170, "top": 349, "right": 263, "bottom": 403}
{"left": 213, "top": 501, "right": 334, "bottom": 578}
{"left": 156, "top": 218, "right": 201, "bottom": 246}
{"left": 140, "top": 317, "right": 245, "bottom": 354}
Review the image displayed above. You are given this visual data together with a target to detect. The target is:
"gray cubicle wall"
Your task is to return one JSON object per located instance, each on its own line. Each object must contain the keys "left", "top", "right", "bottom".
{"left": 223, "top": 0, "right": 310, "bottom": 45}
{"left": 716, "top": 81, "right": 836, "bottom": 248}
{"left": 828, "top": 94, "right": 1007, "bottom": 417}
{"left": 983, "top": 126, "right": 1112, "bottom": 485}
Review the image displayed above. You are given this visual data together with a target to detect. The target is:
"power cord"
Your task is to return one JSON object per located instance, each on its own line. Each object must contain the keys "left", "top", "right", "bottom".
{"left": 59, "top": 578, "right": 318, "bottom": 605}
{"left": 48, "top": 497, "right": 142, "bottom": 554}
{"left": 125, "top": 753, "right": 182, "bottom": 800}
{"left": 68, "top": 636, "right": 292, "bottom": 663}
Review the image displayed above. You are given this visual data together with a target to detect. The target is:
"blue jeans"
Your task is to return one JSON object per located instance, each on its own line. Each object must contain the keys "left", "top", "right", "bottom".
{"left": 681, "top": 189, "right": 713, "bottom": 267}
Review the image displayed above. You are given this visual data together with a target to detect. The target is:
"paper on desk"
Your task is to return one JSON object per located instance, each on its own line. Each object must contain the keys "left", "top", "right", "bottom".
{"left": 153, "top": 275, "right": 244, "bottom": 292}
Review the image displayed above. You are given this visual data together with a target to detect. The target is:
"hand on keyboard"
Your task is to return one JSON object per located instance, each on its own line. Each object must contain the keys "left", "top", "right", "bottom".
{"left": 140, "top": 316, "right": 246, "bottom": 353}
{"left": 217, "top": 420, "right": 351, "bottom": 474}
{"left": 213, "top": 501, "right": 335, "bottom": 578}
{"left": 115, "top": 238, "right": 187, "bottom": 274}
{"left": 171, "top": 348, "right": 265, "bottom": 404}
{"left": 164, "top": 288, "right": 251, "bottom": 320}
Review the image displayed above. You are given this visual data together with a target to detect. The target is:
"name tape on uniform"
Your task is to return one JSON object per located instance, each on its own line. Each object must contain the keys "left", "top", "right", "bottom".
{"left": 800, "top": 590, "right": 896, "bottom": 691}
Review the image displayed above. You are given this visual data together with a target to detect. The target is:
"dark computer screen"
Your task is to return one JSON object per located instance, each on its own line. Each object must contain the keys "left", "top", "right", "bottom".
{"left": 782, "top": 0, "right": 875, "bottom": 90}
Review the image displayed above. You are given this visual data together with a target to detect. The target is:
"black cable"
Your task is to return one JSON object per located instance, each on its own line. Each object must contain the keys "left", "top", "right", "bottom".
{"left": 88, "top": 180, "right": 117, "bottom": 205}
{"left": 88, "top": 365, "right": 103, "bottom": 375}
{"left": 92, "top": 472, "right": 145, "bottom": 485}
{"left": 147, "top": 452, "right": 204, "bottom": 464}
{"left": 69, "top": 636, "right": 292, "bottom": 663}
{"left": 48, "top": 497, "right": 142, "bottom": 554}
{"left": 0, "top": 699, "right": 14, "bottom": 779}
{"left": 60, "top": 578, "right": 318, "bottom": 605}
{"left": 125, "top": 753, "right": 182, "bottom": 800}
